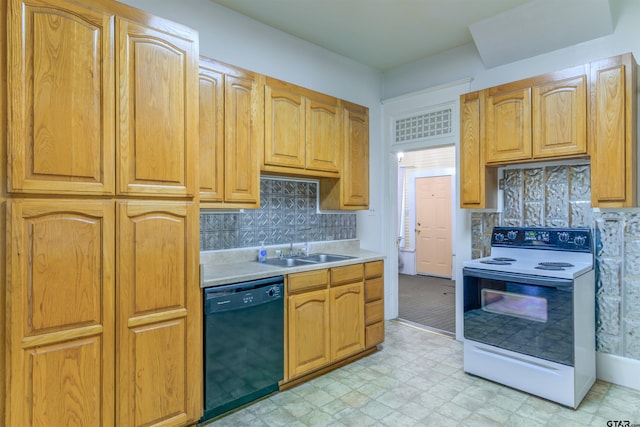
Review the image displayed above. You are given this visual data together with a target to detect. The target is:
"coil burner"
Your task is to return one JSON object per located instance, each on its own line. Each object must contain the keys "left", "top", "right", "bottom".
{"left": 479, "top": 257, "right": 516, "bottom": 265}
{"left": 535, "top": 261, "right": 575, "bottom": 271}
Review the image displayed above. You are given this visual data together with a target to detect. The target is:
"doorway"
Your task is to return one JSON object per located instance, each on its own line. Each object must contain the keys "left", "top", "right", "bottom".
{"left": 397, "top": 147, "right": 456, "bottom": 336}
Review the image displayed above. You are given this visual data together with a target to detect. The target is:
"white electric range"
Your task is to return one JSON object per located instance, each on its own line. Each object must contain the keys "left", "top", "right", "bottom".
{"left": 462, "top": 227, "right": 595, "bottom": 408}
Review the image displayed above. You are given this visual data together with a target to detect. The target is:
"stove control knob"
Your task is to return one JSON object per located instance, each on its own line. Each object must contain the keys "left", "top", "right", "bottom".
{"left": 558, "top": 232, "right": 570, "bottom": 242}
{"left": 494, "top": 233, "right": 504, "bottom": 242}
{"left": 507, "top": 230, "right": 517, "bottom": 240}
{"left": 574, "top": 235, "right": 587, "bottom": 246}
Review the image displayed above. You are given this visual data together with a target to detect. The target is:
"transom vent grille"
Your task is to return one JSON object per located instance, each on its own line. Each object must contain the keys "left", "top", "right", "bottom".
{"left": 395, "top": 107, "right": 452, "bottom": 143}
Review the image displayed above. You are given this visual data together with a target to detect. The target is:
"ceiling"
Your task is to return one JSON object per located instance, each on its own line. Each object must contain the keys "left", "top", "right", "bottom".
{"left": 210, "top": 0, "right": 614, "bottom": 71}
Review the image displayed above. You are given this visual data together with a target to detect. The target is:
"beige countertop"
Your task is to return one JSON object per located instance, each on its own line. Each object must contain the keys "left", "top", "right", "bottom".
{"left": 200, "top": 240, "right": 385, "bottom": 287}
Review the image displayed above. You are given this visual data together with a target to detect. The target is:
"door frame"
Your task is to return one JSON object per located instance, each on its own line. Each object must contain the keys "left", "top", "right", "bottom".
{"left": 382, "top": 78, "right": 472, "bottom": 341}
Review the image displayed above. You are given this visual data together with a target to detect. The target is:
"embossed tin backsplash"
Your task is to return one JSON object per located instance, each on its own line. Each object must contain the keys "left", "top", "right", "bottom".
{"left": 200, "top": 177, "right": 356, "bottom": 251}
{"left": 471, "top": 163, "right": 640, "bottom": 361}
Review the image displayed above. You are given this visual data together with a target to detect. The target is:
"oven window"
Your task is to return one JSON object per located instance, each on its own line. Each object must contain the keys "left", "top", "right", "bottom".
{"left": 481, "top": 289, "right": 548, "bottom": 322}
{"left": 464, "top": 273, "right": 574, "bottom": 366}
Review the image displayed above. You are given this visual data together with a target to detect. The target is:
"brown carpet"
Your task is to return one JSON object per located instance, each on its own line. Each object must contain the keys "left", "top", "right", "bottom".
{"left": 398, "top": 274, "right": 455, "bottom": 335}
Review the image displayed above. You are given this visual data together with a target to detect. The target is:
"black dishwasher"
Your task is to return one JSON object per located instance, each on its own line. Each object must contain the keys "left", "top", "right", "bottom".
{"left": 201, "top": 276, "right": 284, "bottom": 422}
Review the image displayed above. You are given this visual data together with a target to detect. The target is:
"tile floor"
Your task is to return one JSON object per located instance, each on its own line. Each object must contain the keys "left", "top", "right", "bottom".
{"left": 203, "top": 321, "right": 640, "bottom": 426}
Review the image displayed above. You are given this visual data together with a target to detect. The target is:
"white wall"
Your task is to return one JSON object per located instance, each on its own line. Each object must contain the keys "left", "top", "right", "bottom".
{"left": 120, "top": 0, "right": 387, "bottom": 258}
{"left": 383, "top": 0, "right": 640, "bottom": 99}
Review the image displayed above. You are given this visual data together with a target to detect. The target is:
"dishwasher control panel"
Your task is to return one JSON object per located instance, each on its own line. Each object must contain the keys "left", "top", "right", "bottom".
{"left": 204, "top": 276, "right": 284, "bottom": 313}
{"left": 265, "top": 285, "right": 281, "bottom": 298}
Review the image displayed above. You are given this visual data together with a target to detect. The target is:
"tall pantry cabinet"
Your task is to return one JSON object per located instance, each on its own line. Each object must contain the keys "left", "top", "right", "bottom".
{"left": 3, "top": 0, "right": 201, "bottom": 426}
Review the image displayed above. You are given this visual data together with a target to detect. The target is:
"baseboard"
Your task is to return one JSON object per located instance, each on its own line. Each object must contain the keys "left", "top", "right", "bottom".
{"left": 596, "top": 351, "right": 640, "bottom": 391}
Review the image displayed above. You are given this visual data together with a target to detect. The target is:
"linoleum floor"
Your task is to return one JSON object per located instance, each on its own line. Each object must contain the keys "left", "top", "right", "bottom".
{"left": 203, "top": 321, "right": 640, "bottom": 426}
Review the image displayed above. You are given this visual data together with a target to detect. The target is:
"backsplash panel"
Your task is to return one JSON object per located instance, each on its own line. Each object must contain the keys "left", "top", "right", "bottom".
{"left": 200, "top": 177, "right": 356, "bottom": 251}
{"left": 471, "top": 163, "right": 640, "bottom": 362}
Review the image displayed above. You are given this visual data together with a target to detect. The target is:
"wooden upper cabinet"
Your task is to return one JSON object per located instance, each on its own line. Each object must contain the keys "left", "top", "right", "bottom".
{"left": 263, "top": 78, "right": 341, "bottom": 177}
{"left": 319, "top": 101, "right": 370, "bottom": 210}
{"left": 532, "top": 75, "right": 587, "bottom": 158}
{"left": 199, "top": 58, "right": 261, "bottom": 207}
{"left": 199, "top": 61, "right": 224, "bottom": 202}
{"left": 116, "top": 17, "right": 198, "bottom": 197}
{"left": 485, "top": 87, "right": 532, "bottom": 163}
{"left": 340, "top": 101, "right": 370, "bottom": 208}
{"left": 485, "top": 67, "right": 588, "bottom": 165}
{"left": 7, "top": 0, "right": 115, "bottom": 195}
{"left": 306, "top": 96, "right": 341, "bottom": 173}
{"left": 590, "top": 53, "right": 638, "bottom": 207}
{"left": 224, "top": 69, "right": 263, "bottom": 205}
{"left": 265, "top": 82, "right": 306, "bottom": 169}
{"left": 460, "top": 91, "right": 496, "bottom": 209}
{"left": 6, "top": 199, "right": 115, "bottom": 427}
{"left": 116, "top": 201, "right": 201, "bottom": 426}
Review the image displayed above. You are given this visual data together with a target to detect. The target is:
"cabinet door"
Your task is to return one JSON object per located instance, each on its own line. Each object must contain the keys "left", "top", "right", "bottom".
{"left": 341, "top": 102, "right": 370, "bottom": 208}
{"left": 330, "top": 283, "right": 364, "bottom": 360}
{"left": 7, "top": 0, "right": 115, "bottom": 195}
{"left": 533, "top": 76, "right": 587, "bottom": 158}
{"left": 116, "top": 17, "right": 198, "bottom": 197}
{"left": 364, "top": 261, "right": 384, "bottom": 348}
{"left": 224, "top": 71, "right": 262, "bottom": 205}
{"left": 306, "top": 95, "right": 341, "bottom": 174}
{"left": 199, "top": 59, "right": 225, "bottom": 202}
{"left": 590, "top": 54, "right": 637, "bottom": 207}
{"left": 7, "top": 199, "right": 114, "bottom": 427}
{"left": 288, "top": 289, "right": 330, "bottom": 378}
{"left": 264, "top": 82, "right": 306, "bottom": 169}
{"left": 485, "top": 88, "right": 532, "bottom": 163}
{"left": 117, "top": 201, "right": 201, "bottom": 426}
{"left": 460, "top": 91, "right": 497, "bottom": 208}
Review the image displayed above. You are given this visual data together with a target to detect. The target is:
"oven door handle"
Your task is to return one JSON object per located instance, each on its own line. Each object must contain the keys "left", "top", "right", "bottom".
{"left": 463, "top": 267, "right": 574, "bottom": 289}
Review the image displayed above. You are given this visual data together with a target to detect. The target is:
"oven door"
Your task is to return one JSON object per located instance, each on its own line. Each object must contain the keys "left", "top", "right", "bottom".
{"left": 463, "top": 267, "right": 574, "bottom": 366}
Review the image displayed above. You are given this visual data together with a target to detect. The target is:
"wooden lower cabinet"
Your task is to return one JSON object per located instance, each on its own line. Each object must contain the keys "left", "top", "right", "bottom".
{"left": 287, "top": 289, "right": 331, "bottom": 378}
{"left": 364, "top": 261, "right": 385, "bottom": 348}
{"left": 286, "top": 264, "right": 369, "bottom": 382}
{"left": 116, "top": 201, "right": 201, "bottom": 427}
{"left": 6, "top": 199, "right": 115, "bottom": 427}
{"left": 329, "top": 283, "right": 364, "bottom": 360}
{"left": 4, "top": 199, "right": 201, "bottom": 427}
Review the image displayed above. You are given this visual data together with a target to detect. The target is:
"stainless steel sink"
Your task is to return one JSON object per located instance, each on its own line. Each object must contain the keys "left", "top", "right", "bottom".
{"left": 259, "top": 253, "right": 356, "bottom": 268}
{"left": 300, "top": 253, "right": 356, "bottom": 263}
{"left": 261, "top": 257, "right": 317, "bottom": 267}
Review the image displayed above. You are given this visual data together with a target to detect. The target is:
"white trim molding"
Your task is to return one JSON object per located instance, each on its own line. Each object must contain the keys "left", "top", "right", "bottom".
{"left": 597, "top": 352, "right": 640, "bottom": 391}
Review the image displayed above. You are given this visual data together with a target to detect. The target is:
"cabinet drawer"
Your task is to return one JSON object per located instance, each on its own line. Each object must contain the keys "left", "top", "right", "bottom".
{"left": 365, "top": 300, "right": 384, "bottom": 325}
{"left": 287, "top": 269, "right": 329, "bottom": 293}
{"left": 364, "top": 277, "right": 383, "bottom": 302}
{"left": 364, "top": 260, "right": 383, "bottom": 279}
{"left": 331, "top": 264, "right": 363, "bottom": 286}
{"left": 365, "top": 322, "right": 384, "bottom": 348}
